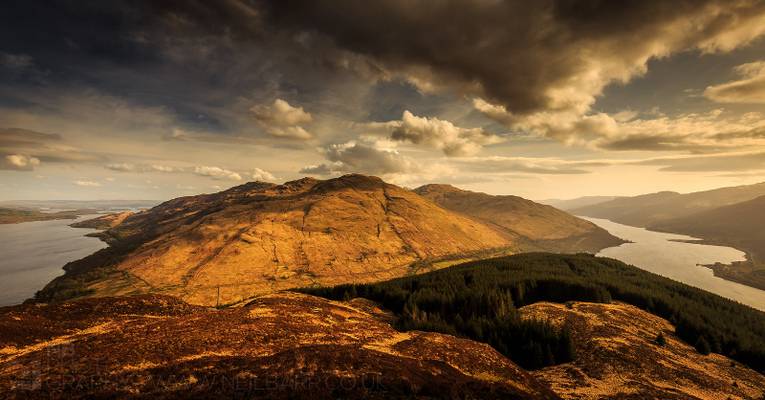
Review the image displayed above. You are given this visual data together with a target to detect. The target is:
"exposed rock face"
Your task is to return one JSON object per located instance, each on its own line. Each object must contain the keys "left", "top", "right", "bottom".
{"left": 0, "top": 293, "right": 558, "bottom": 399}
{"left": 521, "top": 302, "right": 765, "bottom": 400}
{"left": 414, "top": 184, "right": 623, "bottom": 253}
{"left": 39, "top": 175, "right": 512, "bottom": 306}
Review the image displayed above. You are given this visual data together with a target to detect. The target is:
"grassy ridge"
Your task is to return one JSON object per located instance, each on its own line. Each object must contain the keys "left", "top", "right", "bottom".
{"left": 300, "top": 253, "right": 765, "bottom": 373}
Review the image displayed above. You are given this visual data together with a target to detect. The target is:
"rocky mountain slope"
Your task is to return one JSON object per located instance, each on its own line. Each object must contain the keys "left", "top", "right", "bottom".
{"left": 2, "top": 293, "right": 761, "bottom": 399}
{"left": 414, "top": 184, "right": 623, "bottom": 253}
{"left": 572, "top": 182, "right": 765, "bottom": 227}
{"left": 38, "top": 175, "right": 512, "bottom": 306}
{"left": 37, "top": 175, "right": 620, "bottom": 307}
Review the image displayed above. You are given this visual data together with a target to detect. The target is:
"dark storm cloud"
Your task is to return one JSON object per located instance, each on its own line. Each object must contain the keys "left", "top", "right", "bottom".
{"left": 5, "top": 0, "right": 765, "bottom": 160}
{"left": 262, "top": 0, "right": 765, "bottom": 115}
{"left": 8, "top": 1, "right": 765, "bottom": 117}
{"left": 0, "top": 0, "right": 370, "bottom": 138}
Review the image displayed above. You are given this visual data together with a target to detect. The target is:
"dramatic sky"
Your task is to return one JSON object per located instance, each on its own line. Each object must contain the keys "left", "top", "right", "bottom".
{"left": 3, "top": 0, "right": 765, "bottom": 201}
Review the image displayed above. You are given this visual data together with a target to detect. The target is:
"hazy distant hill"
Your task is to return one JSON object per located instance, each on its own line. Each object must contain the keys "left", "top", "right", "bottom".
{"left": 36, "top": 175, "right": 622, "bottom": 306}
{"left": 415, "top": 184, "right": 623, "bottom": 253}
{"left": 571, "top": 182, "right": 765, "bottom": 227}
{"left": 538, "top": 196, "right": 620, "bottom": 211}
{"left": 651, "top": 195, "right": 765, "bottom": 290}
{"left": 0, "top": 199, "right": 159, "bottom": 211}
{"left": 652, "top": 194, "right": 765, "bottom": 262}
{"left": 0, "top": 207, "right": 85, "bottom": 224}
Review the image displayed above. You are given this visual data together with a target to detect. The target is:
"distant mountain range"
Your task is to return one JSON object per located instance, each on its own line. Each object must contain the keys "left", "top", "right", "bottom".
{"left": 538, "top": 196, "right": 620, "bottom": 211}
{"left": 0, "top": 200, "right": 158, "bottom": 224}
{"left": 36, "top": 174, "right": 621, "bottom": 306}
{"left": 566, "top": 181, "right": 765, "bottom": 290}
{"left": 0, "top": 199, "right": 159, "bottom": 211}
{"left": 570, "top": 182, "right": 765, "bottom": 227}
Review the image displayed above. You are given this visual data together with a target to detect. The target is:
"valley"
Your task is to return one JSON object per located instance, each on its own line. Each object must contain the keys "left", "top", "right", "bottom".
{"left": 568, "top": 182, "right": 765, "bottom": 292}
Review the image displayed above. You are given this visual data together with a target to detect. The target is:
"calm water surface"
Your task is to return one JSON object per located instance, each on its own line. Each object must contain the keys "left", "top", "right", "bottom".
{"left": 585, "top": 217, "right": 765, "bottom": 312}
{"left": 0, "top": 215, "right": 107, "bottom": 306}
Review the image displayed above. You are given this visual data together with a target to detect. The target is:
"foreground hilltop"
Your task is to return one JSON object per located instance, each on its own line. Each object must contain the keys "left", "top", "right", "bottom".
{"left": 414, "top": 184, "right": 622, "bottom": 253}
{"left": 36, "top": 175, "right": 620, "bottom": 306}
{"left": 2, "top": 291, "right": 761, "bottom": 399}
{"left": 0, "top": 293, "right": 558, "bottom": 399}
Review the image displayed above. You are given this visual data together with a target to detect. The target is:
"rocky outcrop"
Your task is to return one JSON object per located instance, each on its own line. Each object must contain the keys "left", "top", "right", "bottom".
{"left": 522, "top": 302, "right": 765, "bottom": 399}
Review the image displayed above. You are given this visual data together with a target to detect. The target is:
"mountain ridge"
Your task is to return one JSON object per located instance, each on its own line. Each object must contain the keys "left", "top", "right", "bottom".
{"left": 571, "top": 182, "right": 765, "bottom": 227}
{"left": 35, "top": 174, "right": 620, "bottom": 306}
{"left": 414, "top": 183, "right": 623, "bottom": 253}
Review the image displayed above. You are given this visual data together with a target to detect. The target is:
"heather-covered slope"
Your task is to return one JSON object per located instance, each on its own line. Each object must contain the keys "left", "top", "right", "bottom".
{"left": 524, "top": 302, "right": 765, "bottom": 399}
{"left": 0, "top": 293, "right": 558, "bottom": 399}
{"left": 414, "top": 184, "right": 623, "bottom": 253}
{"left": 3, "top": 291, "right": 762, "bottom": 399}
{"left": 37, "top": 175, "right": 513, "bottom": 306}
{"left": 304, "top": 253, "right": 765, "bottom": 374}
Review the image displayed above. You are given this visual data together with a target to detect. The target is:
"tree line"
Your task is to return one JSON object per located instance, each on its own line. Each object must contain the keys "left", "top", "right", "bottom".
{"left": 300, "top": 252, "right": 765, "bottom": 372}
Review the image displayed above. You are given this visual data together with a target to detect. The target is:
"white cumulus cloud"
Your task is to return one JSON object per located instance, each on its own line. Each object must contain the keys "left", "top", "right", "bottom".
{"left": 251, "top": 99, "right": 314, "bottom": 140}
{"left": 1, "top": 154, "right": 40, "bottom": 171}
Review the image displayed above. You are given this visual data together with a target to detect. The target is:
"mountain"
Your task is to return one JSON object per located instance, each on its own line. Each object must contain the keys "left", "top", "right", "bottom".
{"left": 571, "top": 182, "right": 765, "bottom": 227}
{"left": 37, "top": 175, "right": 513, "bottom": 306}
{"left": 414, "top": 184, "right": 623, "bottom": 253}
{"left": 538, "top": 196, "right": 620, "bottom": 211}
{"left": 36, "top": 175, "right": 623, "bottom": 307}
{"left": 651, "top": 195, "right": 765, "bottom": 290}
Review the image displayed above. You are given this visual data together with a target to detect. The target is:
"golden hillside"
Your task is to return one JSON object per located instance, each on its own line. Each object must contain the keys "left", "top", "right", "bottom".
{"left": 522, "top": 302, "right": 765, "bottom": 399}
{"left": 39, "top": 175, "right": 513, "bottom": 306}
{"left": 414, "top": 184, "right": 623, "bottom": 253}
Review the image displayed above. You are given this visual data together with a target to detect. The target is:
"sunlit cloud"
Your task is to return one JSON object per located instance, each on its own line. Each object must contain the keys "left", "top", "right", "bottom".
{"left": 705, "top": 61, "right": 765, "bottom": 104}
